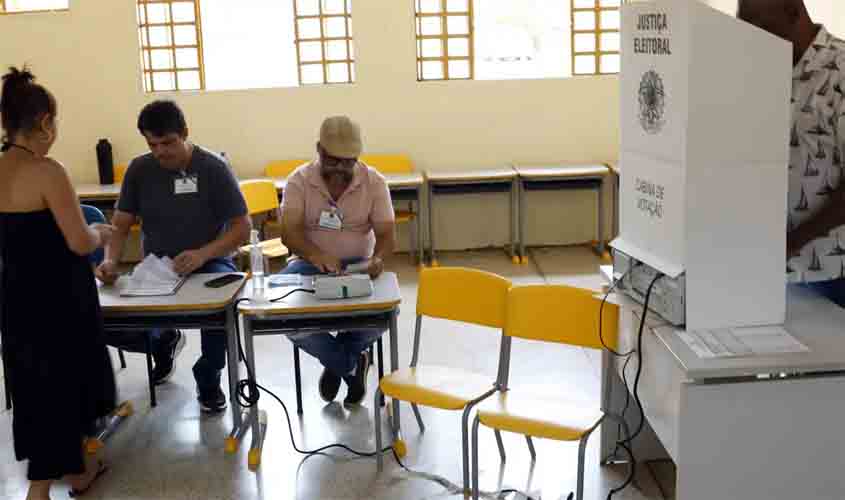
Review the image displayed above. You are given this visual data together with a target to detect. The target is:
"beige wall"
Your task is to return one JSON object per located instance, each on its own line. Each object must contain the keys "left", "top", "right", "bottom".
{"left": 0, "top": 0, "right": 619, "bottom": 252}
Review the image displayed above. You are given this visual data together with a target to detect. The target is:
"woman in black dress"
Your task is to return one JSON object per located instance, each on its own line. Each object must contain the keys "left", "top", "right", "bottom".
{"left": 0, "top": 67, "right": 117, "bottom": 500}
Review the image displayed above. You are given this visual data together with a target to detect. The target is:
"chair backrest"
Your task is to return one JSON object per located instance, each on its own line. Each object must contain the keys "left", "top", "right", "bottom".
{"left": 239, "top": 180, "right": 280, "bottom": 216}
{"left": 114, "top": 164, "right": 127, "bottom": 183}
{"left": 416, "top": 267, "right": 511, "bottom": 329}
{"left": 359, "top": 154, "right": 414, "bottom": 174}
{"left": 505, "top": 284, "right": 619, "bottom": 351}
{"left": 81, "top": 204, "right": 107, "bottom": 265}
{"left": 264, "top": 159, "right": 309, "bottom": 178}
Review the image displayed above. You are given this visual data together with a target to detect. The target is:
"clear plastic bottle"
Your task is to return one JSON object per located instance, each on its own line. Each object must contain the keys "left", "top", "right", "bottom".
{"left": 250, "top": 229, "right": 265, "bottom": 299}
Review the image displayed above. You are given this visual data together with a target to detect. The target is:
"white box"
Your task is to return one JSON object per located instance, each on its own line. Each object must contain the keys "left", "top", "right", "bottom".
{"left": 611, "top": 0, "right": 791, "bottom": 330}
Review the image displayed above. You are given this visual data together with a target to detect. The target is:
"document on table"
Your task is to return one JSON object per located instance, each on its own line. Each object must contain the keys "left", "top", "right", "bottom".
{"left": 676, "top": 326, "right": 809, "bottom": 359}
{"left": 120, "top": 255, "right": 186, "bottom": 297}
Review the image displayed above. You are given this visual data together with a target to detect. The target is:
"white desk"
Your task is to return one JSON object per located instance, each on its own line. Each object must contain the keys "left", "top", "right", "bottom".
{"left": 234, "top": 272, "right": 403, "bottom": 469}
{"left": 99, "top": 273, "right": 247, "bottom": 432}
{"left": 425, "top": 168, "right": 519, "bottom": 265}
{"left": 601, "top": 285, "right": 845, "bottom": 500}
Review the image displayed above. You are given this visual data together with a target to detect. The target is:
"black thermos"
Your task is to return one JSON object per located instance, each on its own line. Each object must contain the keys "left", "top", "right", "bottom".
{"left": 96, "top": 139, "right": 114, "bottom": 185}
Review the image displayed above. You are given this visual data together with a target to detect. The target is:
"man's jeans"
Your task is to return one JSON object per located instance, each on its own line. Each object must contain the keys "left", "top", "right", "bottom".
{"left": 805, "top": 279, "right": 845, "bottom": 308}
{"left": 280, "top": 258, "right": 384, "bottom": 377}
{"left": 107, "top": 257, "right": 235, "bottom": 392}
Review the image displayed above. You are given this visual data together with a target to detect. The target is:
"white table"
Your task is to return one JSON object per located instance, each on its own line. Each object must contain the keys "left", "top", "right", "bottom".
{"left": 233, "top": 272, "right": 403, "bottom": 469}
{"left": 98, "top": 273, "right": 247, "bottom": 432}
{"left": 602, "top": 284, "right": 845, "bottom": 500}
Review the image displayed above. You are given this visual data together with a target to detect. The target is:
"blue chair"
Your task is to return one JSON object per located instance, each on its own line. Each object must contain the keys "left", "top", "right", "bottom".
{"left": 81, "top": 205, "right": 127, "bottom": 370}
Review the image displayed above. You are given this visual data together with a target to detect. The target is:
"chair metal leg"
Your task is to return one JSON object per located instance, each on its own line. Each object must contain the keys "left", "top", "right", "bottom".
{"left": 293, "top": 345, "right": 303, "bottom": 415}
{"left": 577, "top": 436, "right": 589, "bottom": 500}
{"left": 118, "top": 348, "right": 127, "bottom": 369}
{"left": 409, "top": 215, "right": 418, "bottom": 265}
{"left": 377, "top": 338, "right": 385, "bottom": 407}
{"left": 494, "top": 429, "right": 506, "bottom": 462}
{"left": 411, "top": 403, "right": 425, "bottom": 432}
{"left": 375, "top": 387, "right": 384, "bottom": 472}
{"left": 472, "top": 415, "right": 481, "bottom": 500}
{"left": 144, "top": 333, "right": 156, "bottom": 407}
{"left": 526, "top": 435, "right": 536, "bottom": 462}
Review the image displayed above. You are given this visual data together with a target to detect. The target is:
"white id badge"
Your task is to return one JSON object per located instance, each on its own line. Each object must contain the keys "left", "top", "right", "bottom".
{"left": 174, "top": 175, "right": 198, "bottom": 194}
{"left": 319, "top": 210, "right": 342, "bottom": 231}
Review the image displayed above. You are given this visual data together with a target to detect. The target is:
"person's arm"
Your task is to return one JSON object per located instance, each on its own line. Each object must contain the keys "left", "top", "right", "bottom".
{"left": 102, "top": 210, "right": 135, "bottom": 265}
{"left": 281, "top": 207, "right": 341, "bottom": 273}
{"left": 96, "top": 161, "right": 142, "bottom": 284}
{"left": 788, "top": 187, "right": 845, "bottom": 256}
{"left": 173, "top": 158, "right": 252, "bottom": 275}
{"left": 364, "top": 174, "right": 397, "bottom": 278}
{"left": 40, "top": 159, "right": 112, "bottom": 255}
{"left": 279, "top": 175, "right": 341, "bottom": 273}
{"left": 788, "top": 98, "right": 845, "bottom": 256}
{"left": 365, "top": 220, "right": 396, "bottom": 278}
{"left": 172, "top": 214, "right": 252, "bottom": 275}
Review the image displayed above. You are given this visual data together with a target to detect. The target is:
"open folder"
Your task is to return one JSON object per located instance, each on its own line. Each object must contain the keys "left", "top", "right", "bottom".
{"left": 120, "top": 255, "right": 187, "bottom": 297}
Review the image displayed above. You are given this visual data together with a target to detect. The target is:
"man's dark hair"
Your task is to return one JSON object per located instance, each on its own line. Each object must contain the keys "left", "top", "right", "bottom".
{"left": 137, "top": 100, "right": 187, "bottom": 137}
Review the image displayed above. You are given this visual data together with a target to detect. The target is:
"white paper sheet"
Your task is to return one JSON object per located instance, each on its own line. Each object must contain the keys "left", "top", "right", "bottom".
{"left": 120, "top": 255, "right": 186, "bottom": 297}
{"left": 676, "top": 325, "right": 809, "bottom": 359}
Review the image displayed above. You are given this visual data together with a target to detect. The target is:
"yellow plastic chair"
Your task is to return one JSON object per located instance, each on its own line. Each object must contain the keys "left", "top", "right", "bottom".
{"left": 359, "top": 154, "right": 420, "bottom": 264}
{"left": 374, "top": 267, "right": 511, "bottom": 493}
{"left": 470, "top": 285, "right": 622, "bottom": 500}
{"left": 114, "top": 163, "right": 127, "bottom": 183}
{"left": 264, "top": 159, "right": 309, "bottom": 179}
{"left": 238, "top": 180, "right": 289, "bottom": 268}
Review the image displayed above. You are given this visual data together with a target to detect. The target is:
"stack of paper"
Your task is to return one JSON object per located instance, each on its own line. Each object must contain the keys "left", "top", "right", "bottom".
{"left": 120, "top": 255, "right": 186, "bottom": 297}
{"left": 676, "top": 325, "right": 810, "bottom": 359}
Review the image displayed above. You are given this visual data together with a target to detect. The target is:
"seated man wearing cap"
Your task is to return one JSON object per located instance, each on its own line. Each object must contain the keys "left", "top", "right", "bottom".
{"left": 280, "top": 116, "right": 395, "bottom": 405}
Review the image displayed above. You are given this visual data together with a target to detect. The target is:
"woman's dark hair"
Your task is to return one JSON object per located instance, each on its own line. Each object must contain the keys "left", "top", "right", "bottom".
{"left": 0, "top": 66, "right": 57, "bottom": 152}
{"left": 137, "top": 100, "right": 187, "bottom": 138}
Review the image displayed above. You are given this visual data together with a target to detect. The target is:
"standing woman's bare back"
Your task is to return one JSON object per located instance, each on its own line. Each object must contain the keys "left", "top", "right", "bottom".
{"left": 0, "top": 65, "right": 117, "bottom": 500}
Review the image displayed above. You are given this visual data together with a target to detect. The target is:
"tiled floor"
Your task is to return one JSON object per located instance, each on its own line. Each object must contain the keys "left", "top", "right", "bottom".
{"left": 0, "top": 247, "right": 674, "bottom": 500}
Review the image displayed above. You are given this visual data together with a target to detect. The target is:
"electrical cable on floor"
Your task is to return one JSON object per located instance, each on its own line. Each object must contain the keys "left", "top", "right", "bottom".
{"left": 233, "top": 294, "right": 392, "bottom": 459}
{"left": 604, "top": 273, "right": 663, "bottom": 500}
{"left": 233, "top": 292, "right": 540, "bottom": 499}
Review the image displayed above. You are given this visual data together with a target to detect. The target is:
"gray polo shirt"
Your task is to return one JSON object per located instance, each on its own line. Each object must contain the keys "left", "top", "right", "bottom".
{"left": 116, "top": 145, "right": 247, "bottom": 258}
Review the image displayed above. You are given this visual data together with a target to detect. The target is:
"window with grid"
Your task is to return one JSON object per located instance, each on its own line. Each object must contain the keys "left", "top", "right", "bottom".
{"left": 293, "top": 0, "right": 355, "bottom": 85}
{"left": 137, "top": 0, "right": 205, "bottom": 92}
{"left": 415, "top": 0, "right": 473, "bottom": 81}
{"left": 415, "top": 1, "right": 622, "bottom": 81}
{"left": 571, "top": 0, "right": 621, "bottom": 75}
{"left": 0, "top": 0, "right": 68, "bottom": 14}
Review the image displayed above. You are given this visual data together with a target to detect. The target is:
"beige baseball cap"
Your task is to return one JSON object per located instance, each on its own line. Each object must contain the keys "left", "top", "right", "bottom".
{"left": 319, "top": 116, "right": 362, "bottom": 159}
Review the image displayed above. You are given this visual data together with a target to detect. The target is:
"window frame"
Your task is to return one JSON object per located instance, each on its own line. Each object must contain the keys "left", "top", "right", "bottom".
{"left": 293, "top": 0, "right": 355, "bottom": 86}
{"left": 137, "top": 0, "right": 206, "bottom": 93}
{"left": 571, "top": 0, "right": 621, "bottom": 76}
{"left": 414, "top": 0, "right": 474, "bottom": 82}
{"left": 0, "top": 0, "right": 70, "bottom": 15}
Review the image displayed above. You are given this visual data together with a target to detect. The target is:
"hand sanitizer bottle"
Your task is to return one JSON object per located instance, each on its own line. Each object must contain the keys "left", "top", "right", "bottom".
{"left": 250, "top": 230, "right": 265, "bottom": 301}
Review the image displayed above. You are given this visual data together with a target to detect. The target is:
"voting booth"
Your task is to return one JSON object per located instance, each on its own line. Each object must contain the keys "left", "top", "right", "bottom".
{"left": 611, "top": 0, "right": 792, "bottom": 330}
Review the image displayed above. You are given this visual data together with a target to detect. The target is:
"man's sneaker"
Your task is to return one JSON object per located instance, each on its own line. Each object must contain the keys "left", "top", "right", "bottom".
{"left": 198, "top": 386, "right": 227, "bottom": 413}
{"left": 319, "top": 368, "right": 342, "bottom": 402}
{"left": 343, "top": 351, "right": 370, "bottom": 406}
{"left": 152, "top": 330, "right": 185, "bottom": 386}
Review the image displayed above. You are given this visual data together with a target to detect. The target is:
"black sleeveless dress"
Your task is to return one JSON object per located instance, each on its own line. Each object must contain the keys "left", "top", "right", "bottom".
{"left": 0, "top": 209, "right": 116, "bottom": 480}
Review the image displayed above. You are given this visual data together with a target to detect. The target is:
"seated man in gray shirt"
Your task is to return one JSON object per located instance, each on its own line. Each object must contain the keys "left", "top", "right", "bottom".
{"left": 95, "top": 100, "right": 251, "bottom": 413}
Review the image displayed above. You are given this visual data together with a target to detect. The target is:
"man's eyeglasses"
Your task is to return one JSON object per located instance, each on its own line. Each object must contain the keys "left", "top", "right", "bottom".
{"left": 320, "top": 150, "right": 357, "bottom": 168}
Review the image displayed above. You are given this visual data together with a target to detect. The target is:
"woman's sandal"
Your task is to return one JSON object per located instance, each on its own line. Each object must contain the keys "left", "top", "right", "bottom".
{"left": 68, "top": 460, "right": 109, "bottom": 497}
